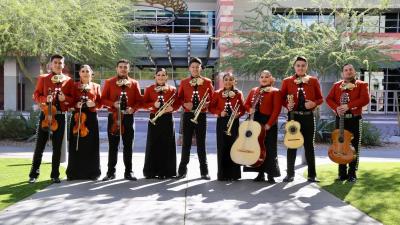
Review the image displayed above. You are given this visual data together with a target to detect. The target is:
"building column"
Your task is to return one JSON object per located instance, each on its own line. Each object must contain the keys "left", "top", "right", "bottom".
{"left": 3, "top": 58, "right": 18, "bottom": 111}
{"left": 216, "top": 0, "right": 234, "bottom": 89}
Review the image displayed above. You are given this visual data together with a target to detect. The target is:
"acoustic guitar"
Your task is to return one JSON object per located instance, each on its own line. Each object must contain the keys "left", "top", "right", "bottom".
{"left": 328, "top": 92, "right": 356, "bottom": 164}
{"left": 231, "top": 89, "right": 266, "bottom": 167}
{"left": 283, "top": 95, "right": 304, "bottom": 149}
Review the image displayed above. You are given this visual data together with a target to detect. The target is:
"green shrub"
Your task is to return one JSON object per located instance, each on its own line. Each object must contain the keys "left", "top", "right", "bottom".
{"left": 361, "top": 121, "right": 381, "bottom": 146}
{"left": 314, "top": 118, "right": 381, "bottom": 146}
{"left": 0, "top": 110, "right": 40, "bottom": 141}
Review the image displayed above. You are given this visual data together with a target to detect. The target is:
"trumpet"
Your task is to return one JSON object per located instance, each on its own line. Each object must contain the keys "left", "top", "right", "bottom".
{"left": 149, "top": 93, "right": 176, "bottom": 125}
{"left": 225, "top": 102, "right": 240, "bottom": 136}
{"left": 190, "top": 88, "right": 209, "bottom": 124}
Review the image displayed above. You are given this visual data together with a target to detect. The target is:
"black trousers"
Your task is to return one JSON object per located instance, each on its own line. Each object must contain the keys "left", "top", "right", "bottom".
{"left": 216, "top": 117, "right": 241, "bottom": 180}
{"left": 29, "top": 112, "right": 66, "bottom": 179}
{"left": 286, "top": 113, "right": 317, "bottom": 178}
{"left": 106, "top": 113, "right": 134, "bottom": 176}
{"left": 335, "top": 116, "right": 362, "bottom": 178}
{"left": 178, "top": 112, "right": 208, "bottom": 175}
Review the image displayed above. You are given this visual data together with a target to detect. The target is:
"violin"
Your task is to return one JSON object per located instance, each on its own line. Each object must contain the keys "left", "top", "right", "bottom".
{"left": 41, "top": 88, "right": 58, "bottom": 132}
{"left": 110, "top": 111, "right": 124, "bottom": 135}
{"left": 73, "top": 95, "right": 89, "bottom": 138}
{"left": 73, "top": 111, "right": 89, "bottom": 137}
{"left": 109, "top": 88, "right": 128, "bottom": 136}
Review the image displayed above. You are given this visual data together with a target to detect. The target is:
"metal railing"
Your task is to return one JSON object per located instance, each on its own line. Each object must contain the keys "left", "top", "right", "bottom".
{"left": 366, "top": 90, "right": 400, "bottom": 114}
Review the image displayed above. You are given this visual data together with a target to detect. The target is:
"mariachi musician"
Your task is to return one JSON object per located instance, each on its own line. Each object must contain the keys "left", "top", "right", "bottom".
{"left": 66, "top": 65, "right": 102, "bottom": 181}
{"left": 326, "top": 63, "right": 369, "bottom": 182}
{"left": 280, "top": 56, "right": 323, "bottom": 183}
{"left": 243, "top": 70, "right": 282, "bottom": 183}
{"left": 29, "top": 54, "right": 74, "bottom": 184}
{"left": 209, "top": 72, "right": 245, "bottom": 181}
{"left": 142, "top": 68, "right": 181, "bottom": 179}
{"left": 177, "top": 57, "right": 214, "bottom": 180}
{"left": 101, "top": 59, "right": 143, "bottom": 181}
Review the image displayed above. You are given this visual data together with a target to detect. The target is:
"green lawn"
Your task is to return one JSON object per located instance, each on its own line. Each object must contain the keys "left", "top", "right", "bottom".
{"left": 314, "top": 162, "right": 400, "bottom": 225}
{"left": 0, "top": 158, "right": 65, "bottom": 210}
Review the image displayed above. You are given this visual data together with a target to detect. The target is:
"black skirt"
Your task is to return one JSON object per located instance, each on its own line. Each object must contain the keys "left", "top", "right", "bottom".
{"left": 243, "top": 111, "right": 281, "bottom": 177}
{"left": 67, "top": 110, "right": 101, "bottom": 180}
{"left": 143, "top": 113, "right": 177, "bottom": 178}
{"left": 216, "top": 116, "right": 241, "bottom": 180}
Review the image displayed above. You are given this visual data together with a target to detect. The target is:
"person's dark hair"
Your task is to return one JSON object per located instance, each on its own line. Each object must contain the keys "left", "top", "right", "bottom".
{"left": 189, "top": 57, "right": 202, "bottom": 66}
{"left": 155, "top": 67, "right": 167, "bottom": 76}
{"left": 222, "top": 72, "right": 235, "bottom": 80}
{"left": 80, "top": 64, "right": 94, "bottom": 77}
{"left": 50, "top": 54, "right": 64, "bottom": 62}
{"left": 342, "top": 63, "right": 354, "bottom": 71}
{"left": 116, "top": 59, "right": 130, "bottom": 67}
{"left": 293, "top": 56, "right": 308, "bottom": 65}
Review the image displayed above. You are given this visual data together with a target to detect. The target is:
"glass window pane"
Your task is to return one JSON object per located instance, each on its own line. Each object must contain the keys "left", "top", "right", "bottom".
{"left": 302, "top": 15, "right": 318, "bottom": 27}
{"left": 135, "top": 10, "right": 156, "bottom": 17}
{"left": 190, "top": 26, "right": 207, "bottom": 34}
{"left": 191, "top": 18, "right": 209, "bottom": 26}
{"left": 157, "top": 26, "right": 173, "bottom": 33}
{"left": 157, "top": 11, "right": 173, "bottom": 17}
{"left": 385, "top": 20, "right": 398, "bottom": 27}
{"left": 175, "top": 18, "right": 189, "bottom": 25}
{"left": 384, "top": 13, "right": 398, "bottom": 20}
{"left": 190, "top": 11, "right": 208, "bottom": 18}
{"left": 174, "top": 26, "right": 190, "bottom": 33}
{"left": 385, "top": 27, "right": 398, "bottom": 32}
{"left": 319, "top": 15, "right": 335, "bottom": 26}
{"left": 136, "top": 26, "right": 157, "bottom": 33}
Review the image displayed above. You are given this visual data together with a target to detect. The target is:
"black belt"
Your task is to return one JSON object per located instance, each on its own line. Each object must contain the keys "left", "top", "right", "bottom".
{"left": 292, "top": 111, "right": 313, "bottom": 115}
{"left": 341, "top": 114, "right": 362, "bottom": 119}
{"left": 108, "top": 112, "right": 131, "bottom": 115}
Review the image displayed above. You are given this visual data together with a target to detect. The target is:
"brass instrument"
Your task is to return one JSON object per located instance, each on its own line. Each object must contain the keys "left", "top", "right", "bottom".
{"left": 149, "top": 93, "right": 176, "bottom": 125}
{"left": 225, "top": 102, "right": 240, "bottom": 136}
{"left": 190, "top": 88, "right": 209, "bottom": 124}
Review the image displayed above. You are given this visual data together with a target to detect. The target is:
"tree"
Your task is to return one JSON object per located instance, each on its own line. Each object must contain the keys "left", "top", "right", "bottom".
{"left": 0, "top": 0, "right": 138, "bottom": 83}
{"left": 221, "top": 0, "right": 393, "bottom": 79}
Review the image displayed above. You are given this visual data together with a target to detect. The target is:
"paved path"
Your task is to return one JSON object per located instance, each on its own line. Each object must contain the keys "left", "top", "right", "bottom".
{"left": 1, "top": 143, "right": 397, "bottom": 225}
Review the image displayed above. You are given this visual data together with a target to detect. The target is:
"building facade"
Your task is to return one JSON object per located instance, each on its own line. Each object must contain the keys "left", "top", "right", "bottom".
{"left": 1, "top": 0, "right": 399, "bottom": 114}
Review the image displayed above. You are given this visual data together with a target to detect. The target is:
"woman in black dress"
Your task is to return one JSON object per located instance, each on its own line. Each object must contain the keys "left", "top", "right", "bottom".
{"left": 243, "top": 70, "right": 281, "bottom": 183}
{"left": 142, "top": 68, "right": 180, "bottom": 179}
{"left": 66, "top": 65, "right": 101, "bottom": 180}
{"left": 209, "top": 72, "right": 245, "bottom": 181}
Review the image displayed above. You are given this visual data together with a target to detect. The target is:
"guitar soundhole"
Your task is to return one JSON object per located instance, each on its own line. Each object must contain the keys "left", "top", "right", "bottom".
{"left": 245, "top": 130, "right": 253, "bottom": 137}
{"left": 338, "top": 137, "right": 344, "bottom": 143}
{"left": 289, "top": 126, "right": 297, "bottom": 134}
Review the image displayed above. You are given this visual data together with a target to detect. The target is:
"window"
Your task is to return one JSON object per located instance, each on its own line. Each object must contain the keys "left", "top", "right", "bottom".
{"left": 132, "top": 10, "right": 215, "bottom": 36}
{"left": 274, "top": 11, "right": 335, "bottom": 27}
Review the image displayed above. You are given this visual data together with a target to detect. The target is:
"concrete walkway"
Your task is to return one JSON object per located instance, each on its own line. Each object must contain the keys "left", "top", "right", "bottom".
{"left": 1, "top": 144, "right": 399, "bottom": 225}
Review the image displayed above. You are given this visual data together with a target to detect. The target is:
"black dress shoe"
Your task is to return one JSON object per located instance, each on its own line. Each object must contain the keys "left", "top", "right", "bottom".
{"left": 307, "top": 177, "right": 320, "bottom": 183}
{"left": 51, "top": 178, "right": 61, "bottom": 183}
{"left": 102, "top": 174, "right": 116, "bottom": 181}
{"left": 253, "top": 173, "right": 265, "bottom": 182}
{"left": 176, "top": 172, "right": 187, "bottom": 179}
{"left": 90, "top": 176, "right": 100, "bottom": 181}
{"left": 335, "top": 175, "right": 348, "bottom": 182}
{"left": 347, "top": 176, "right": 357, "bottom": 182}
{"left": 201, "top": 174, "right": 211, "bottom": 180}
{"left": 157, "top": 176, "right": 167, "bottom": 180}
{"left": 267, "top": 175, "right": 276, "bottom": 184}
{"left": 28, "top": 177, "right": 37, "bottom": 183}
{"left": 124, "top": 173, "right": 137, "bottom": 181}
{"left": 283, "top": 176, "right": 294, "bottom": 182}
